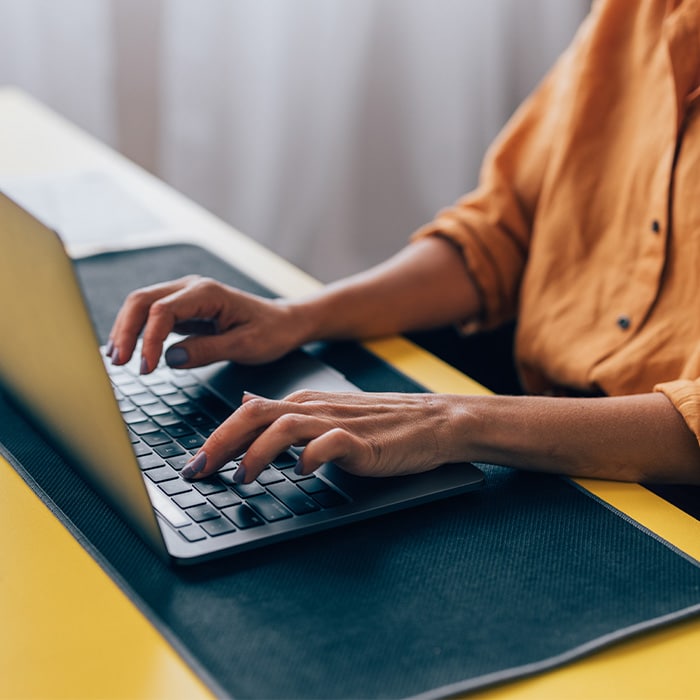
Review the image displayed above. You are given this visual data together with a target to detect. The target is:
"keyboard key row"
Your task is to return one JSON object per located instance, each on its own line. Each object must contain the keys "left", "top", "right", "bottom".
{"left": 107, "top": 357, "right": 350, "bottom": 543}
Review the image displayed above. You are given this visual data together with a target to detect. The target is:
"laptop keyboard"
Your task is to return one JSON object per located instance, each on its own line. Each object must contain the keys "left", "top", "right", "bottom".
{"left": 103, "top": 351, "right": 350, "bottom": 542}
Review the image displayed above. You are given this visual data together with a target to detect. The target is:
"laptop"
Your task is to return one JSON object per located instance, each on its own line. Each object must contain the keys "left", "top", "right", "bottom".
{"left": 0, "top": 192, "right": 484, "bottom": 565}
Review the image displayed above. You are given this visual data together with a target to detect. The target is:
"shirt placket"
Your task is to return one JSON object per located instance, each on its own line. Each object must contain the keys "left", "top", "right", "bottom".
{"left": 614, "top": 2, "right": 700, "bottom": 338}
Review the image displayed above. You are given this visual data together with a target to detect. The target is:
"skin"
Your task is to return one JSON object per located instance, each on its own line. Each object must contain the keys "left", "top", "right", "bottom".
{"left": 108, "top": 236, "right": 700, "bottom": 487}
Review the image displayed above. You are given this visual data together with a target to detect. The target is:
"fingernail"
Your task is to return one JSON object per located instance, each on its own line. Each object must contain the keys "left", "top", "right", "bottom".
{"left": 105, "top": 339, "right": 114, "bottom": 356}
{"left": 233, "top": 464, "right": 246, "bottom": 484}
{"left": 165, "top": 346, "right": 188, "bottom": 367}
{"left": 181, "top": 452, "right": 207, "bottom": 479}
{"left": 111, "top": 346, "right": 120, "bottom": 365}
{"left": 140, "top": 356, "right": 148, "bottom": 374}
{"left": 294, "top": 457, "right": 304, "bottom": 476}
{"left": 242, "top": 391, "right": 261, "bottom": 402}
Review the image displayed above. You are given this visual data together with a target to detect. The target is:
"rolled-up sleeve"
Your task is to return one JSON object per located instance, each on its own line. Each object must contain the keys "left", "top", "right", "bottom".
{"left": 411, "top": 10, "right": 597, "bottom": 331}
{"left": 654, "top": 380, "right": 700, "bottom": 447}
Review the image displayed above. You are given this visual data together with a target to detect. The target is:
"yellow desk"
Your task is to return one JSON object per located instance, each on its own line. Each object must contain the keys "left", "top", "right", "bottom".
{"left": 2, "top": 87, "right": 700, "bottom": 699}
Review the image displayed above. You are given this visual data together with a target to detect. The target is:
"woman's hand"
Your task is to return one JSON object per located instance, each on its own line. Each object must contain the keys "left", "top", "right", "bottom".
{"left": 107, "top": 275, "right": 310, "bottom": 372}
{"left": 181, "top": 390, "right": 465, "bottom": 482}
{"left": 179, "top": 390, "right": 700, "bottom": 486}
{"left": 107, "top": 237, "right": 484, "bottom": 374}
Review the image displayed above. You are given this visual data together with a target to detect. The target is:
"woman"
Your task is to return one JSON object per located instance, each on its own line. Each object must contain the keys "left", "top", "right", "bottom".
{"left": 108, "top": 0, "right": 700, "bottom": 486}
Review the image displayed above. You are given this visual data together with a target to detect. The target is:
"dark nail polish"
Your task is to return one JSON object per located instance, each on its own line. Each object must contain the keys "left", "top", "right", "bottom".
{"left": 165, "top": 346, "right": 188, "bottom": 367}
{"left": 111, "top": 346, "right": 120, "bottom": 365}
{"left": 233, "top": 465, "right": 246, "bottom": 484}
{"left": 181, "top": 452, "right": 207, "bottom": 480}
{"left": 105, "top": 339, "right": 114, "bottom": 356}
{"left": 294, "top": 458, "right": 304, "bottom": 476}
{"left": 140, "top": 356, "right": 148, "bottom": 375}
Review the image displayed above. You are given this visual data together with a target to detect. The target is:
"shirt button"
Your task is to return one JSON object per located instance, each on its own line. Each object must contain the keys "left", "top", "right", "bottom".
{"left": 617, "top": 315, "right": 631, "bottom": 330}
{"left": 651, "top": 220, "right": 661, "bottom": 233}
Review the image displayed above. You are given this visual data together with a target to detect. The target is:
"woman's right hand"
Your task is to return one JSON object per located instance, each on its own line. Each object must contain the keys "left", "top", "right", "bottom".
{"left": 107, "top": 275, "right": 310, "bottom": 373}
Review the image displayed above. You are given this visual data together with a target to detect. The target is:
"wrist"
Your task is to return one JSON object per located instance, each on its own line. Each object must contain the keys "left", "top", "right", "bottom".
{"left": 277, "top": 294, "right": 331, "bottom": 347}
{"left": 433, "top": 394, "right": 485, "bottom": 465}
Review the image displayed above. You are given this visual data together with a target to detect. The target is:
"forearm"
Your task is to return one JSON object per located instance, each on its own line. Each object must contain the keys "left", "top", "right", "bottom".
{"left": 447, "top": 392, "right": 700, "bottom": 484}
{"left": 288, "top": 236, "right": 481, "bottom": 343}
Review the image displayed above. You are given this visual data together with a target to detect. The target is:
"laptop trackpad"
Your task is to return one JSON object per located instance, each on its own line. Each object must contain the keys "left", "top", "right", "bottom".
{"left": 190, "top": 348, "right": 360, "bottom": 405}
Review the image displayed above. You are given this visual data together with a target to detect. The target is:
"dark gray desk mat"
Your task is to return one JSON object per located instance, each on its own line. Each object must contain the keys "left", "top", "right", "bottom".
{"left": 2, "top": 244, "right": 700, "bottom": 699}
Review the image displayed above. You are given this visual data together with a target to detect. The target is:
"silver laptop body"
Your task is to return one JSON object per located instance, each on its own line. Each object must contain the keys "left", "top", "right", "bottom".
{"left": 0, "top": 192, "right": 483, "bottom": 565}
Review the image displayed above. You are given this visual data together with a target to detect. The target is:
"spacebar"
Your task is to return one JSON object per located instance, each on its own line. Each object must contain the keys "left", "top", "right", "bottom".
{"left": 145, "top": 481, "right": 190, "bottom": 528}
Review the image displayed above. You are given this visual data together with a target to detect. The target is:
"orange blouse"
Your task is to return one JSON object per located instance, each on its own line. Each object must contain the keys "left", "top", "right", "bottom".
{"left": 413, "top": 0, "right": 700, "bottom": 445}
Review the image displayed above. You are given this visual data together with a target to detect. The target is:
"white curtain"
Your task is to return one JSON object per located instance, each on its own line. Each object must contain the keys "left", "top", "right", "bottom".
{"left": 0, "top": 0, "right": 588, "bottom": 281}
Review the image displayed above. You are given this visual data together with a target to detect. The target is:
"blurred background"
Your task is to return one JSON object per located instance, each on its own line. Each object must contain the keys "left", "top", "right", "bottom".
{"left": 0, "top": 0, "right": 588, "bottom": 282}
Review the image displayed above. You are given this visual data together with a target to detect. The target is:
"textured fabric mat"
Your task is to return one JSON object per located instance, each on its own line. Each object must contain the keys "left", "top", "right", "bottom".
{"left": 2, "top": 244, "right": 700, "bottom": 699}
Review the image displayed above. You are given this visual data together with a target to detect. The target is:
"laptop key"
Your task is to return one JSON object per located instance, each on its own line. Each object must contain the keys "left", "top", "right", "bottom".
{"left": 312, "top": 488, "right": 349, "bottom": 508}
{"left": 256, "top": 467, "right": 284, "bottom": 485}
{"left": 173, "top": 491, "right": 207, "bottom": 509}
{"left": 247, "top": 494, "right": 292, "bottom": 522}
{"left": 267, "top": 481, "right": 321, "bottom": 515}
{"left": 145, "top": 465, "right": 179, "bottom": 483}
{"left": 154, "top": 442, "right": 186, "bottom": 458}
{"left": 119, "top": 381, "right": 145, "bottom": 396}
{"left": 117, "top": 398, "right": 135, "bottom": 412}
{"left": 141, "top": 431, "right": 173, "bottom": 446}
{"left": 284, "top": 469, "right": 314, "bottom": 483}
{"left": 137, "top": 453, "right": 166, "bottom": 470}
{"left": 162, "top": 390, "right": 191, "bottom": 407}
{"left": 208, "top": 491, "right": 242, "bottom": 509}
{"left": 297, "top": 476, "right": 327, "bottom": 494}
{"left": 133, "top": 442, "right": 153, "bottom": 457}
{"left": 168, "top": 373, "right": 198, "bottom": 388}
{"left": 123, "top": 410, "right": 148, "bottom": 425}
{"left": 197, "top": 394, "right": 233, "bottom": 421}
{"left": 152, "top": 411, "right": 183, "bottom": 426}
{"left": 141, "top": 401, "right": 172, "bottom": 417}
{"left": 163, "top": 422, "right": 194, "bottom": 438}
{"left": 139, "top": 372, "right": 167, "bottom": 386}
{"left": 145, "top": 482, "right": 190, "bottom": 528}
{"left": 149, "top": 382, "right": 178, "bottom": 396}
{"left": 186, "top": 412, "right": 216, "bottom": 430}
{"left": 130, "top": 419, "right": 160, "bottom": 435}
{"left": 187, "top": 504, "right": 221, "bottom": 522}
{"left": 192, "top": 479, "right": 227, "bottom": 496}
{"left": 109, "top": 371, "right": 135, "bottom": 386}
{"left": 171, "top": 401, "right": 199, "bottom": 416}
{"left": 159, "top": 479, "right": 193, "bottom": 497}
{"left": 232, "top": 481, "right": 265, "bottom": 498}
{"left": 222, "top": 504, "right": 265, "bottom": 529}
{"left": 178, "top": 524, "right": 207, "bottom": 542}
{"left": 167, "top": 454, "right": 194, "bottom": 471}
{"left": 178, "top": 434, "right": 206, "bottom": 450}
{"left": 130, "top": 392, "right": 159, "bottom": 407}
{"left": 272, "top": 452, "right": 297, "bottom": 469}
{"left": 201, "top": 518, "right": 237, "bottom": 537}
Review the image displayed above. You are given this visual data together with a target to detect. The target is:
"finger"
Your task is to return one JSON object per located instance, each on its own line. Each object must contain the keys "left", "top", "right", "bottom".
{"left": 140, "top": 282, "right": 227, "bottom": 371}
{"left": 296, "top": 427, "right": 370, "bottom": 476}
{"left": 238, "top": 413, "right": 337, "bottom": 483}
{"left": 182, "top": 396, "right": 325, "bottom": 481}
{"left": 283, "top": 388, "right": 377, "bottom": 408}
{"left": 108, "top": 277, "right": 196, "bottom": 366}
{"left": 163, "top": 330, "right": 252, "bottom": 369}
{"left": 181, "top": 396, "right": 283, "bottom": 480}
